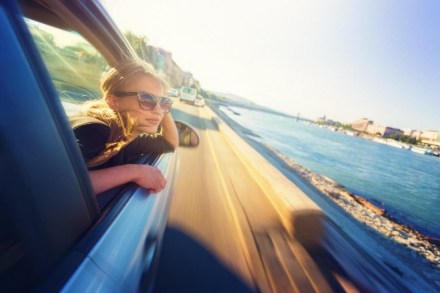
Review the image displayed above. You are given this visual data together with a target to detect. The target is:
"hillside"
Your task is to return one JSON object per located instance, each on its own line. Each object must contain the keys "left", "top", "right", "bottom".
{"left": 209, "top": 90, "right": 297, "bottom": 119}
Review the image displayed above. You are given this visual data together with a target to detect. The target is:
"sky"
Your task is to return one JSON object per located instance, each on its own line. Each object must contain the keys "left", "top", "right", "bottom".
{"left": 101, "top": 0, "right": 439, "bottom": 131}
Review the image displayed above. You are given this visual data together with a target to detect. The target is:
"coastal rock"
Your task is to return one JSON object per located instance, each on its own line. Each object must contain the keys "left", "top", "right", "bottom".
{"left": 391, "top": 230, "right": 400, "bottom": 237}
{"left": 409, "top": 238, "right": 421, "bottom": 246}
{"left": 395, "top": 237, "right": 410, "bottom": 246}
{"left": 384, "top": 222, "right": 394, "bottom": 230}
{"left": 327, "top": 191, "right": 340, "bottom": 199}
{"left": 352, "top": 194, "right": 386, "bottom": 216}
{"left": 426, "top": 254, "right": 437, "bottom": 264}
{"left": 400, "top": 231, "right": 410, "bottom": 239}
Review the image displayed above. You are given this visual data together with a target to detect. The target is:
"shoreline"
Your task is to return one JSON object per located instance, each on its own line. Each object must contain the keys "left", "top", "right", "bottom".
{"left": 264, "top": 144, "right": 440, "bottom": 268}
{"left": 210, "top": 102, "right": 440, "bottom": 269}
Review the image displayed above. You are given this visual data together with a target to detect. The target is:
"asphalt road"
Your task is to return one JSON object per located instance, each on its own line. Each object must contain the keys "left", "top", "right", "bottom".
{"left": 156, "top": 102, "right": 281, "bottom": 292}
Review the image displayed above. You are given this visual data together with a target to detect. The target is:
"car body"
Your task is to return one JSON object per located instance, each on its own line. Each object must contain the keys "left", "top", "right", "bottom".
{"left": 0, "top": 0, "right": 182, "bottom": 291}
{"left": 167, "top": 88, "right": 179, "bottom": 97}
{"left": 179, "top": 86, "right": 197, "bottom": 104}
{"left": 194, "top": 94, "right": 205, "bottom": 107}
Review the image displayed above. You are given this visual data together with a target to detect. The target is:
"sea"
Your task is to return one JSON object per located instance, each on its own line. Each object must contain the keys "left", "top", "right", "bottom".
{"left": 219, "top": 106, "right": 440, "bottom": 239}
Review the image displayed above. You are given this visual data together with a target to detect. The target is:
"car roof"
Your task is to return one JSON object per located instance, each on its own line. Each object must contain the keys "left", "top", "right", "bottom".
{"left": 19, "top": 0, "right": 137, "bottom": 66}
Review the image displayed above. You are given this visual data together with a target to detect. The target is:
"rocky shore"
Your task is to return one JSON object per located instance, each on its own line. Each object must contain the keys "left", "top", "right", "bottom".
{"left": 264, "top": 144, "right": 440, "bottom": 269}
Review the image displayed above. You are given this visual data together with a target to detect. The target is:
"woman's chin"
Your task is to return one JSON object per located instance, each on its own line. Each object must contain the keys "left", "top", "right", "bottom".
{"left": 138, "top": 125, "right": 159, "bottom": 134}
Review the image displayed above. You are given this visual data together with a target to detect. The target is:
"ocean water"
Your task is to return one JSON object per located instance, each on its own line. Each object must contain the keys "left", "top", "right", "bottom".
{"left": 220, "top": 106, "right": 440, "bottom": 239}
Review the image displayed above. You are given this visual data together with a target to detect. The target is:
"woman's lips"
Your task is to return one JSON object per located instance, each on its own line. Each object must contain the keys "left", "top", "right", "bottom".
{"left": 146, "top": 118, "right": 161, "bottom": 124}
{"left": 140, "top": 118, "right": 161, "bottom": 127}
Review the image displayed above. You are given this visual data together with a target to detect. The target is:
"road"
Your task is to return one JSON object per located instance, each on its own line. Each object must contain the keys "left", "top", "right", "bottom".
{"left": 154, "top": 102, "right": 335, "bottom": 293}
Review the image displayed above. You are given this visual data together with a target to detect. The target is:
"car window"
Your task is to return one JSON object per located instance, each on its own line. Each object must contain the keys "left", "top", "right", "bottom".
{"left": 182, "top": 86, "right": 196, "bottom": 95}
{"left": 25, "top": 19, "right": 108, "bottom": 115}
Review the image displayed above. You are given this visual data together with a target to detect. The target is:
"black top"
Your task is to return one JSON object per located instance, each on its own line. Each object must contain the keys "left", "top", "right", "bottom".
{"left": 73, "top": 117, "right": 175, "bottom": 170}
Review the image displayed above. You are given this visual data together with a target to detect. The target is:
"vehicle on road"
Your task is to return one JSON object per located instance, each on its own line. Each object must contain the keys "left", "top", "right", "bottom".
{"left": 180, "top": 86, "right": 197, "bottom": 104}
{"left": 167, "top": 88, "right": 179, "bottom": 97}
{"left": 194, "top": 94, "right": 205, "bottom": 107}
{"left": 0, "top": 0, "right": 198, "bottom": 292}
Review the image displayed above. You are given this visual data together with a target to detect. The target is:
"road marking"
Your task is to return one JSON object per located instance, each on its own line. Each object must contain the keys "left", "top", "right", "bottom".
{"left": 200, "top": 108, "right": 259, "bottom": 289}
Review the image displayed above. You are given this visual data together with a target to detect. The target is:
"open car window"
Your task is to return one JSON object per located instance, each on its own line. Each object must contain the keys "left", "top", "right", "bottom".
{"left": 1, "top": 1, "right": 180, "bottom": 291}
{"left": 25, "top": 18, "right": 106, "bottom": 115}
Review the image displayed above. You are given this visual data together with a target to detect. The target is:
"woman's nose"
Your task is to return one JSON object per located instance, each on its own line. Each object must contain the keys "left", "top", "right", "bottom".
{"left": 151, "top": 101, "right": 163, "bottom": 113}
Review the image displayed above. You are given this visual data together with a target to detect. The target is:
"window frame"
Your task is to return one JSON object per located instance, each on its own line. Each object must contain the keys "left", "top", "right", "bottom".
{"left": 1, "top": 0, "right": 100, "bottom": 290}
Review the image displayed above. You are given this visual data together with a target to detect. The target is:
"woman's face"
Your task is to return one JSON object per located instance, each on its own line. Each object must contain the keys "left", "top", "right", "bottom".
{"left": 111, "top": 74, "right": 165, "bottom": 134}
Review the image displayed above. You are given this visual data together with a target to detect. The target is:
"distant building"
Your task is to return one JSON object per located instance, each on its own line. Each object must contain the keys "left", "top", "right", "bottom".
{"left": 167, "top": 59, "right": 184, "bottom": 88}
{"left": 326, "top": 119, "right": 336, "bottom": 125}
{"left": 148, "top": 46, "right": 166, "bottom": 72}
{"left": 316, "top": 116, "right": 325, "bottom": 124}
{"left": 404, "top": 129, "right": 415, "bottom": 137}
{"left": 355, "top": 118, "right": 438, "bottom": 141}
{"left": 146, "top": 45, "right": 193, "bottom": 88}
{"left": 403, "top": 129, "right": 422, "bottom": 140}
{"left": 366, "top": 124, "right": 403, "bottom": 137}
{"left": 181, "top": 71, "right": 194, "bottom": 87}
{"left": 421, "top": 132, "right": 440, "bottom": 149}
{"left": 419, "top": 130, "right": 439, "bottom": 141}
{"left": 351, "top": 118, "right": 373, "bottom": 132}
{"left": 352, "top": 118, "right": 403, "bottom": 137}
{"left": 383, "top": 127, "right": 404, "bottom": 138}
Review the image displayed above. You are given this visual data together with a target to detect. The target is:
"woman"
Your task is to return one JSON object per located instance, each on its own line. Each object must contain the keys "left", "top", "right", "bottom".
{"left": 71, "top": 59, "right": 178, "bottom": 195}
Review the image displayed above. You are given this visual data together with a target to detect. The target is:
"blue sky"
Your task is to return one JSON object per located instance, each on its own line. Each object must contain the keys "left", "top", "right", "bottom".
{"left": 102, "top": 0, "right": 439, "bottom": 131}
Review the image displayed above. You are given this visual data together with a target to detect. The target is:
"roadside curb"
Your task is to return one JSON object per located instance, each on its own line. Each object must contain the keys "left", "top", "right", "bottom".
{"left": 205, "top": 106, "right": 324, "bottom": 247}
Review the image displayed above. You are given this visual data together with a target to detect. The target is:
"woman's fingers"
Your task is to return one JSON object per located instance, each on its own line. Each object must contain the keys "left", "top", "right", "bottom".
{"left": 136, "top": 165, "right": 167, "bottom": 193}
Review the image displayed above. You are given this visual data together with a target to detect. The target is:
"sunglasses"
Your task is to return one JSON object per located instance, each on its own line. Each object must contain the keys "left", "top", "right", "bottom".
{"left": 113, "top": 91, "right": 173, "bottom": 113}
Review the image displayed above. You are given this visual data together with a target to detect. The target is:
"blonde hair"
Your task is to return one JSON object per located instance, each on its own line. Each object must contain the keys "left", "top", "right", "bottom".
{"left": 100, "top": 59, "right": 168, "bottom": 97}
{"left": 73, "top": 59, "right": 169, "bottom": 167}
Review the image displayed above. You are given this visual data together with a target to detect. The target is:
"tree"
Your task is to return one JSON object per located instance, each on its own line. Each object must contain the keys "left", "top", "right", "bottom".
{"left": 390, "top": 134, "right": 417, "bottom": 145}
{"left": 29, "top": 24, "right": 57, "bottom": 48}
{"left": 124, "top": 31, "right": 152, "bottom": 62}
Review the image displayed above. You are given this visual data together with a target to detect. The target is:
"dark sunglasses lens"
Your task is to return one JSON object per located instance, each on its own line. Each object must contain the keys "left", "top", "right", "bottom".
{"left": 160, "top": 98, "right": 173, "bottom": 113}
{"left": 138, "top": 93, "right": 157, "bottom": 110}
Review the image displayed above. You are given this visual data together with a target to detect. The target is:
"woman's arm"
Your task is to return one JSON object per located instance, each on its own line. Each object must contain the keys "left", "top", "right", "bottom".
{"left": 160, "top": 113, "right": 179, "bottom": 149}
{"left": 89, "top": 164, "right": 166, "bottom": 194}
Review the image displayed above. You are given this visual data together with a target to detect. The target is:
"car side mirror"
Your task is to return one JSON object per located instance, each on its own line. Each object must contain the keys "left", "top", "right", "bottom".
{"left": 175, "top": 120, "right": 200, "bottom": 147}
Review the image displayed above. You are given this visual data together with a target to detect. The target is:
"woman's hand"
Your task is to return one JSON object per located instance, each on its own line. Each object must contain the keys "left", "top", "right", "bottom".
{"left": 160, "top": 113, "right": 179, "bottom": 149}
{"left": 133, "top": 165, "right": 167, "bottom": 193}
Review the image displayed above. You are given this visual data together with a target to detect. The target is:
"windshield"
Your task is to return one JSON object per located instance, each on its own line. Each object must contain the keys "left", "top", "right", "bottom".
{"left": 182, "top": 87, "right": 196, "bottom": 95}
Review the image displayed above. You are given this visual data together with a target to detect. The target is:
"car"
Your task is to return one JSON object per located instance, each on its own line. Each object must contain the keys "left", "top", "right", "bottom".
{"left": 194, "top": 94, "right": 205, "bottom": 107}
{"left": 179, "top": 86, "right": 197, "bottom": 104}
{"left": 0, "top": 0, "right": 198, "bottom": 292}
{"left": 167, "top": 88, "right": 179, "bottom": 97}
